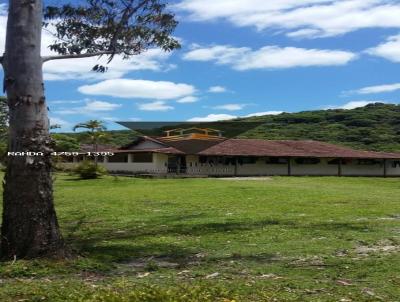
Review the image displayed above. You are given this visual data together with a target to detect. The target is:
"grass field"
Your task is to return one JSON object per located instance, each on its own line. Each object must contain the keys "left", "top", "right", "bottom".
{"left": 1, "top": 174, "right": 400, "bottom": 301}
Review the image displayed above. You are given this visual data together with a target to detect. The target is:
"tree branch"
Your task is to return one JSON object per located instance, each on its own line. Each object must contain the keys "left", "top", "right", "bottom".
{"left": 106, "top": 0, "right": 148, "bottom": 63}
{"left": 42, "top": 52, "right": 114, "bottom": 63}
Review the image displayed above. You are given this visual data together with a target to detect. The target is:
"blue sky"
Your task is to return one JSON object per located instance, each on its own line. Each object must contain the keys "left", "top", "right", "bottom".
{"left": 1, "top": 0, "right": 400, "bottom": 131}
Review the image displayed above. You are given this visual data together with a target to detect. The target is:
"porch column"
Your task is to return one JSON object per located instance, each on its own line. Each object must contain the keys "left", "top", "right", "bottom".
{"left": 338, "top": 158, "right": 342, "bottom": 177}
{"left": 234, "top": 157, "right": 238, "bottom": 176}
{"left": 128, "top": 153, "right": 133, "bottom": 163}
{"left": 287, "top": 157, "right": 292, "bottom": 176}
{"left": 383, "top": 159, "right": 387, "bottom": 178}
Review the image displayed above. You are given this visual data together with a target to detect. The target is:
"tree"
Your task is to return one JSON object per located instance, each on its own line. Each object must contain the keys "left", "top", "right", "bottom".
{"left": 0, "top": 97, "right": 8, "bottom": 165}
{"left": 73, "top": 120, "right": 108, "bottom": 152}
{"left": 0, "top": 0, "right": 179, "bottom": 259}
{"left": 52, "top": 134, "right": 80, "bottom": 152}
{"left": 0, "top": 97, "right": 8, "bottom": 141}
{"left": 50, "top": 124, "right": 61, "bottom": 130}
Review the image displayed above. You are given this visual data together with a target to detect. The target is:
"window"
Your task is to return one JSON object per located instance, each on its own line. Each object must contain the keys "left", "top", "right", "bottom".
{"left": 108, "top": 153, "right": 129, "bottom": 163}
{"left": 328, "top": 159, "right": 341, "bottom": 165}
{"left": 266, "top": 157, "right": 288, "bottom": 164}
{"left": 392, "top": 161, "right": 400, "bottom": 168}
{"left": 199, "top": 156, "right": 207, "bottom": 164}
{"left": 295, "top": 158, "right": 320, "bottom": 165}
{"left": 224, "top": 157, "right": 236, "bottom": 165}
{"left": 132, "top": 153, "right": 153, "bottom": 163}
{"left": 238, "top": 157, "right": 257, "bottom": 165}
{"left": 357, "top": 159, "right": 380, "bottom": 165}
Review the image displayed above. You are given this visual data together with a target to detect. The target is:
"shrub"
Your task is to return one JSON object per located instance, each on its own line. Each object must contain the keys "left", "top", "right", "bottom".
{"left": 74, "top": 160, "right": 107, "bottom": 179}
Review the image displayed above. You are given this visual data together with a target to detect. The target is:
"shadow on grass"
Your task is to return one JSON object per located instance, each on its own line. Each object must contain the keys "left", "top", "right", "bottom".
{"left": 64, "top": 215, "right": 370, "bottom": 270}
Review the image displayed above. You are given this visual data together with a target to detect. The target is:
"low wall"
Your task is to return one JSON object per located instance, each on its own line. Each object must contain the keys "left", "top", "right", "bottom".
{"left": 58, "top": 156, "right": 400, "bottom": 177}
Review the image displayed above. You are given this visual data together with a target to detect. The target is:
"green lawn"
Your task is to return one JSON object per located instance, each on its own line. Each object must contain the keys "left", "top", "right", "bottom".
{"left": 1, "top": 175, "right": 400, "bottom": 301}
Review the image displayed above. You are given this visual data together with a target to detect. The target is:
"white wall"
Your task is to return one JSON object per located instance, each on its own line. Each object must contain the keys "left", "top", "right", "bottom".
{"left": 103, "top": 153, "right": 168, "bottom": 174}
{"left": 387, "top": 160, "right": 400, "bottom": 176}
{"left": 60, "top": 154, "right": 400, "bottom": 177}
{"left": 237, "top": 158, "right": 288, "bottom": 176}
{"left": 291, "top": 159, "right": 338, "bottom": 176}
{"left": 185, "top": 155, "right": 234, "bottom": 175}
{"left": 342, "top": 161, "right": 384, "bottom": 176}
{"left": 61, "top": 153, "right": 169, "bottom": 174}
{"left": 179, "top": 156, "right": 400, "bottom": 177}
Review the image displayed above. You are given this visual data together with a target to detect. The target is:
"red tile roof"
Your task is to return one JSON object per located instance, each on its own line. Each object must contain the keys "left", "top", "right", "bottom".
{"left": 113, "top": 147, "right": 184, "bottom": 154}
{"left": 156, "top": 137, "right": 224, "bottom": 154}
{"left": 111, "top": 137, "right": 400, "bottom": 159}
{"left": 79, "top": 144, "right": 116, "bottom": 152}
{"left": 198, "top": 139, "right": 400, "bottom": 159}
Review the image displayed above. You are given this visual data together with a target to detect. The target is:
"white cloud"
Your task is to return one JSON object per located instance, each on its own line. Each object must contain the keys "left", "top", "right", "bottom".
{"left": 0, "top": 5, "right": 7, "bottom": 54}
{"left": 81, "top": 100, "right": 121, "bottom": 112}
{"left": 183, "top": 45, "right": 357, "bottom": 70}
{"left": 52, "top": 109, "right": 79, "bottom": 115}
{"left": 208, "top": 86, "right": 228, "bottom": 93}
{"left": 43, "top": 50, "right": 173, "bottom": 81}
{"left": 350, "top": 83, "right": 400, "bottom": 95}
{"left": 78, "top": 79, "right": 196, "bottom": 100}
{"left": 326, "top": 100, "right": 386, "bottom": 110}
{"left": 340, "top": 101, "right": 381, "bottom": 110}
{"left": 367, "top": 34, "right": 400, "bottom": 62}
{"left": 49, "top": 100, "right": 84, "bottom": 105}
{"left": 212, "top": 104, "right": 247, "bottom": 111}
{"left": 187, "top": 113, "right": 237, "bottom": 121}
{"left": 184, "top": 45, "right": 249, "bottom": 63}
{"left": 175, "top": 0, "right": 400, "bottom": 39}
{"left": 138, "top": 101, "right": 174, "bottom": 111}
{"left": 245, "top": 111, "right": 284, "bottom": 117}
{"left": 53, "top": 100, "right": 121, "bottom": 115}
{"left": 0, "top": 8, "right": 173, "bottom": 81}
{"left": 102, "top": 117, "right": 119, "bottom": 122}
{"left": 50, "top": 116, "right": 71, "bottom": 128}
{"left": 176, "top": 96, "right": 199, "bottom": 103}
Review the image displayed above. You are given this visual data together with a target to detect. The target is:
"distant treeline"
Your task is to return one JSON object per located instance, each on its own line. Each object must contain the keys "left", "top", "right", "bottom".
{"left": 242, "top": 103, "right": 400, "bottom": 152}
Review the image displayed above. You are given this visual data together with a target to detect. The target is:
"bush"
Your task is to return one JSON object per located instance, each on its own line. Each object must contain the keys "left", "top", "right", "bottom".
{"left": 74, "top": 160, "right": 107, "bottom": 179}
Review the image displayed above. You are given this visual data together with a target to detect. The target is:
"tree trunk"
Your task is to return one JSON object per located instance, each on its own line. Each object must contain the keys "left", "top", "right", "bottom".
{"left": 1, "top": 0, "right": 66, "bottom": 259}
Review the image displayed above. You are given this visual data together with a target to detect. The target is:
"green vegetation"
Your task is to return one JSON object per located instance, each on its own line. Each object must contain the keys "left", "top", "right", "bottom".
{"left": 52, "top": 134, "right": 80, "bottom": 152}
{"left": 74, "top": 160, "right": 107, "bottom": 179}
{"left": 54, "top": 130, "right": 139, "bottom": 149}
{"left": 1, "top": 175, "right": 400, "bottom": 301}
{"left": 243, "top": 103, "right": 400, "bottom": 152}
{"left": 57, "top": 103, "right": 400, "bottom": 152}
{"left": 73, "top": 120, "right": 109, "bottom": 152}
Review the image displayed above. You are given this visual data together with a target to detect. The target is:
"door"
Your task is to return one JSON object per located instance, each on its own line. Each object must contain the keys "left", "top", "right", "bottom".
{"left": 179, "top": 156, "right": 187, "bottom": 174}
{"left": 167, "top": 156, "right": 178, "bottom": 173}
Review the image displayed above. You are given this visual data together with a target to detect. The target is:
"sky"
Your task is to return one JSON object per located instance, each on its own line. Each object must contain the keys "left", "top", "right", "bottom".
{"left": 1, "top": 0, "right": 400, "bottom": 131}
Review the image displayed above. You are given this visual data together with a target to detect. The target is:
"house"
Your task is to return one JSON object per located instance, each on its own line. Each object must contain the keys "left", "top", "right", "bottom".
{"left": 66, "top": 128, "right": 400, "bottom": 177}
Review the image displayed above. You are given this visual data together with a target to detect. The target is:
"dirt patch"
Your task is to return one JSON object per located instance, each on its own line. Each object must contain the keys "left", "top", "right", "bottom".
{"left": 289, "top": 256, "right": 327, "bottom": 268}
{"left": 218, "top": 177, "right": 273, "bottom": 181}
{"left": 120, "top": 257, "right": 180, "bottom": 271}
{"left": 355, "top": 240, "right": 400, "bottom": 256}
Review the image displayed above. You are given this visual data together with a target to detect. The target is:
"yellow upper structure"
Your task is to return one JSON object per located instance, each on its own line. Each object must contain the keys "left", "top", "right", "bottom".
{"left": 162, "top": 127, "right": 224, "bottom": 141}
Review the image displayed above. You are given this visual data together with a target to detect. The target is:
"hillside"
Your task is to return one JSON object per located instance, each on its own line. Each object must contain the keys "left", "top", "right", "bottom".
{"left": 241, "top": 103, "right": 400, "bottom": 152}
{"left": 58, "top": 103, "right": 400, "bottom": 152}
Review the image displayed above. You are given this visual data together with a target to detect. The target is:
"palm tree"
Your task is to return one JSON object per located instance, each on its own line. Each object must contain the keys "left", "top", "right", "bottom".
{"left": 73, "top": 120, "right": 107, "bottom": 166}
{"left": 73, "top": 120, "right": 107, "bottom": 152}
